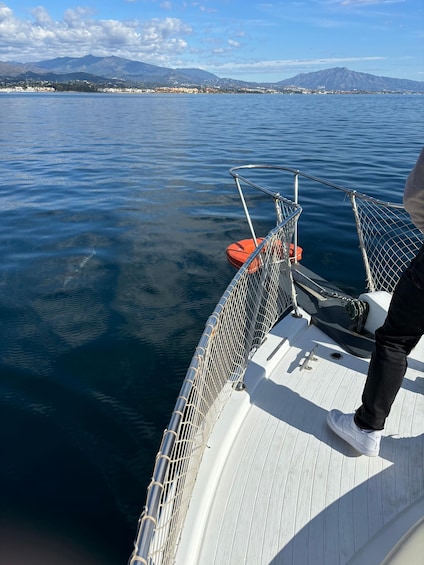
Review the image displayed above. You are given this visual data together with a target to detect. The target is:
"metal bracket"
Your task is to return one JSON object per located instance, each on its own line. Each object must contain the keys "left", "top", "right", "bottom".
{"left": 300, "top": 345, "right": 318, "bottom": 371}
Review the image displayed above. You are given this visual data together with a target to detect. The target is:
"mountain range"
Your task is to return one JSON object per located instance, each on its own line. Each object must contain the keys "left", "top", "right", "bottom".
{"left": 1, "top": 55, "right": 423, "bottom": 92}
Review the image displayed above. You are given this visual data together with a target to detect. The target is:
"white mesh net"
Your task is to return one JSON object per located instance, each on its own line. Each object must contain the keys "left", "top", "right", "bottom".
{"left": 351, "top": 194, "right": 424, "bottom": 292}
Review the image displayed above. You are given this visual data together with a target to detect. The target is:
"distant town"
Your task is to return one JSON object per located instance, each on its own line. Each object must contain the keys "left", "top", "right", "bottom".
{"left": 0, "top": 82, "right": 420, "bottom": 95}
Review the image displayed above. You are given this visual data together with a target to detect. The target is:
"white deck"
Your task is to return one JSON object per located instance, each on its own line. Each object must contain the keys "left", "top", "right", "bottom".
{"left": 176, "top": 310, "right": 424, "bottom": 565}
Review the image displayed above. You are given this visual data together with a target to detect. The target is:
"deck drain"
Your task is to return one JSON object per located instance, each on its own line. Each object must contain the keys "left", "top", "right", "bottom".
{"left": 330, "top": 352, "right": 343, "bottom": 359}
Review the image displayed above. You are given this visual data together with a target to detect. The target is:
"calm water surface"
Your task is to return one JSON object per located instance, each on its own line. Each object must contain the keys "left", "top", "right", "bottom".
{"left": 0, "top": 92, "right": 422, "bottom": 562}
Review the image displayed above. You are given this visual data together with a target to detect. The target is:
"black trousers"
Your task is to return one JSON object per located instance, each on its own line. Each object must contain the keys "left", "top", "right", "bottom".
{"left": 355, "top": 243, "right": 424, "bottom": 431}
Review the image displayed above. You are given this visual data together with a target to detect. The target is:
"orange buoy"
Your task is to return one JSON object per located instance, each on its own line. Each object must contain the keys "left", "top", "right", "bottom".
{"left": 226, "top": 238, "right": 302, "bottom": 273}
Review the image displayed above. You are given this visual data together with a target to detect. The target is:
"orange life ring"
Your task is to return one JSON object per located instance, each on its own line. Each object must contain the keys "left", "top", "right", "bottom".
{"left": 226, "top": 238, "right": 302, "bottom": 273}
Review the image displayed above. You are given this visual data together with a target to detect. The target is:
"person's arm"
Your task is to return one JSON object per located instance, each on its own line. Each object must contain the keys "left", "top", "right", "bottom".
{"left": 403, "top": 147, "right": 424, "bottom": 233}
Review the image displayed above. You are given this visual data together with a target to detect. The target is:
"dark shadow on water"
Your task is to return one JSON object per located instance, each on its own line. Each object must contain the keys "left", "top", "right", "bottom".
{"left": 0, "top": 381, "right": 128, "bottom": 564}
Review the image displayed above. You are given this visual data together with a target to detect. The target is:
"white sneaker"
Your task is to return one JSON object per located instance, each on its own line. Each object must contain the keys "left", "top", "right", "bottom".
{"left": 327, "top": 409, "right": 381, "bottom": 457}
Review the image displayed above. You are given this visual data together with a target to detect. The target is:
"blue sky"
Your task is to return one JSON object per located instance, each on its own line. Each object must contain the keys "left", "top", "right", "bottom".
{"left": 1, "top": 1, "right": 423, "bottom": 82}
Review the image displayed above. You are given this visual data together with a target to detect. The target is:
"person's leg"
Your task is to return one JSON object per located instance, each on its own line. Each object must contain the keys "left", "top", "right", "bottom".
{"left": 328, "top": 243, "right": 424, "bottom": 455}
{"left": 355, "top": 268, "right": 424, "bottom": 430}
{"left": 355, "top": 244, "right": 424, "bottom": 430}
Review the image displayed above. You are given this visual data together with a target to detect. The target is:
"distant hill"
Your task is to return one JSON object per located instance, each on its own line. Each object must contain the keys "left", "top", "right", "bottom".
{"left": 21, "top": 55, "right": 223, "bottom": 86}
{"left": 174, "top": 67, "right": 219, "bottom": 83}
{"left": 1, "top": 56, "right": 423, "bottom": 92}
{"left": 277, "top": 67, "right": 424, "bottom": 92}
{"left": 0, "top": 61, "right": 47, "bottom": 76}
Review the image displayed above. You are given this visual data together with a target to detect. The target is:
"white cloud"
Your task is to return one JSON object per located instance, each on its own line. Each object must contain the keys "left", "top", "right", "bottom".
{"left": 30, "top": 6, "right": 52, "bottom": 26}
{"left": 0, "top": 4, "right": 192, "bottom": 64}
{"left": 0, "top": 4, "right": 12, "bottom": 21}
{"left": 199, "top": 5, "right": 217, "bottom": 13}
{"left": 206, "top": 56, "right": 386, "bottom": 75}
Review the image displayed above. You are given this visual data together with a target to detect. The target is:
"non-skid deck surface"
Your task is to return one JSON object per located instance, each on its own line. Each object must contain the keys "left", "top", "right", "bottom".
{"left": 177, "top": 316, "right": 424, "bottom": 565}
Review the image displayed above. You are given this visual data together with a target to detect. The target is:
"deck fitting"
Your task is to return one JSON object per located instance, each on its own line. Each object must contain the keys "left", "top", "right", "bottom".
{"left": 300, "top": 344, "right": 319, "bottom": 371}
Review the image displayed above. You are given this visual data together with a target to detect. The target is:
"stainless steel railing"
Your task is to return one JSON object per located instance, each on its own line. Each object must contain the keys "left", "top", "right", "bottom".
{"left": 230, "top": 164, "right": 423, "bottom": 292}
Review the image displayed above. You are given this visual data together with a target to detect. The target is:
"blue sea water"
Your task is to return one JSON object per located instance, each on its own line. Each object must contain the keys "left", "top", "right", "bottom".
{"left": 0, "top": 92, "right": 422, "bottom": 562}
